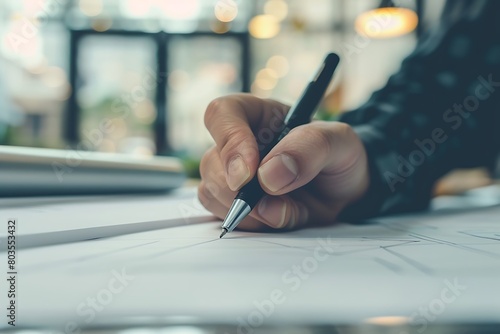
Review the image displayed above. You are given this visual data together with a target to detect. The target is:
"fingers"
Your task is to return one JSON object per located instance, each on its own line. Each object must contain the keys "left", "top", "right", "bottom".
{"left": 254, "top": 194, "right": 309, "bottom": 230}
{"left": 204, "top": 94, "right": 289, "bottom": 191}
{"left": 257, "top": 121, "right": 367, "bottom": 198}
{"left": 204, "top": 95, "right": 259, "bottom": 191}
{"left": 198, "top": 181, "right": 266, "bottom": 232}
{"left": 198, "top": 146, "right": 309, "bottom": 231}
{"left": 198, "top": 179, "right": 308, "bottom": 232}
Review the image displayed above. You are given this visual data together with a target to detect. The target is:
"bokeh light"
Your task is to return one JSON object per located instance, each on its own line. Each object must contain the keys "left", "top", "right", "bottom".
{"left": 251, "top": 82, "right": 272, "bottom": 98}
{"left": 355, "top": 7, "right": 418, "bottom": 39}
{"left": 22, "top": 0, "right": 47, "bottom": 18}
{"left": 168, "top": 70, "right": 191, "bottom": 92}
{"left": 214, "top": 0, "right": 238, "bottom": 23}
{"left": 120, "top": 0, "right": 152, "bottom": 18}
{"left": 79, "top": 0, "right": 103, "bottom": 17}
{"left": 41, "top": 66, "right": 67, "bottom": 88}
{"left": 264, "top": 0, "right": 288, "bottom": 22}
{"left": 134, "top": 99, "right": 157, "bottom": 124}
{"left": 91, "top": 17, "right": 112, "bottom": 32}
{"left": 364, "top": 316, "right": 409, "bottom": 326}
{"left": 25, "top": 57, "right": 48, "bottom": 74}
{"left": 248, "top": 15, "right": 280, "bottom": 39}
{"left": 159, "top": 0, "right": 200, "bottom": 20}
{"left": 255, "top": 68, "right": 278, "bottom": 90}
{"left": 210, "top": 20, "right": 231, "bottom": 34}
{"left": 266, "top": 55, "right": 289, "bottom": 78}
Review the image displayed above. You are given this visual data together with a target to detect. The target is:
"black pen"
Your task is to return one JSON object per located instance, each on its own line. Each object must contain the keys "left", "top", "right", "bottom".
{"left": 220, "top": 53, "right": 340, "bottom": 238}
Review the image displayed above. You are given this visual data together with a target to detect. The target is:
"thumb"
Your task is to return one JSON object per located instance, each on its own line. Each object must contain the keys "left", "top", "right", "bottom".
{"left": 257, "top": 121, "right": 367, "bottom": 197}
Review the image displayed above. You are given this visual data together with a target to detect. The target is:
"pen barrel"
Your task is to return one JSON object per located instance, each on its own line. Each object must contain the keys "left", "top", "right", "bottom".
{"left": 234, "top": 53, "right": 339, "bottom": 213}
{"left": 257, "top": 87, "right": 318, "bottom": 160}
{"left": 257, "top": 126, "right": 290, "bottom": 160}
{"left": 238, "top": 84, "right": 322, "bottom": 208}
{"left": 235, "top": 177, "right": 266, "bottom": 208}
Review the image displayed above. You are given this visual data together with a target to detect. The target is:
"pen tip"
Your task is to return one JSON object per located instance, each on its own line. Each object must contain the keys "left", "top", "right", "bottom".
{"left": 220, "top": 228, "right": 228, "bottom": 239}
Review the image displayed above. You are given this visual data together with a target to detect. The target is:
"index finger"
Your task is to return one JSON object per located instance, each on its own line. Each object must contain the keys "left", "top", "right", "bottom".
{"left": 203, "top": 94, "right": 288, "bottom": 191}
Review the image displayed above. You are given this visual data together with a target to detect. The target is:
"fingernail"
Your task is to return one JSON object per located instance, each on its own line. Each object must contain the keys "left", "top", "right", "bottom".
{"left": 227, "top": 155, "right": 250, "bottom": 191}
{"left": 258, "top": 196, "right": 287, "bottom": 228}
{"left": 258, "top": 154, "right": 298, "bottom": 192}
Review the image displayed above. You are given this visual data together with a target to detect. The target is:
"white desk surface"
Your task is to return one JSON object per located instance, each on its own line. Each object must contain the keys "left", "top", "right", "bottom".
{"left": 1, "top": 186, "right": 500, "bottom": 330}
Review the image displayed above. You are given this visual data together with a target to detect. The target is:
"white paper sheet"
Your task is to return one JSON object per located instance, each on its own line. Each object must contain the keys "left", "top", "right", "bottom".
{"left": 2, "top": 187, "right": 500, "bottom": 329}
{"left": 0, "top": 188, "right": 214, "bottom": 248}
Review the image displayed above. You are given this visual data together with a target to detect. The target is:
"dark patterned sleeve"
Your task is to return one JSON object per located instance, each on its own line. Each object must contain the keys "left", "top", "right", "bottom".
{"left": 339, "top": 0, "right": 500, "bottom": 220}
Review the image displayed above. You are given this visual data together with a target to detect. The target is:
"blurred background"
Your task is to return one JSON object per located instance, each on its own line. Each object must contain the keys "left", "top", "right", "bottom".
{"left": 5, "top": 0, "right": 492, "bottom": 190}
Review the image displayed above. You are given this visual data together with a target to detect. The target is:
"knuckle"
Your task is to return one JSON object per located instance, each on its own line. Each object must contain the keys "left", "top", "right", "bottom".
{"left": 333, "top": 121, "right": 355, "bottom": 139}
{"left": 219, "top": 127, "right": 254, "bottom": 159}
{"left": 204, "top": 97, "right": 256, "bottom": 160}
{"left": 311, "top": 121, "right": 354, "bottom": 152}
{"left": 204, "top": 97, "right": 230, "bottom": 129}
{"left": 238, "top": 143, "right": 259, "bottom": 162}
{"left": 204, "top": 98, "right": 222, "bottom": 129}
{"left": 299, "top": 122, "right": 335, "bottom": 153}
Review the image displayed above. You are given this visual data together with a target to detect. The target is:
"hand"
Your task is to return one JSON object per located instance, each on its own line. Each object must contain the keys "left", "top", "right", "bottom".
{"left": 198, "top": 94, "right": 370, "bottom": 231}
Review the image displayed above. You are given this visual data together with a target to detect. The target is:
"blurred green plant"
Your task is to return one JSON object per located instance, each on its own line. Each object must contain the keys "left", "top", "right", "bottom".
{"left": 313, "top": 105, "right": 340, "bottom": 121}
{"left": 182, "top": 156, "right": 201, "bottom": 179}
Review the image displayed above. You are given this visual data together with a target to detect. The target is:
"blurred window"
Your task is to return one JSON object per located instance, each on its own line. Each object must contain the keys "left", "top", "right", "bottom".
{"left": 167, "top": 36, "right": 242, "bottom": 156}
{"left": 77, "top": 34, "right": 157, "bottom": 155}
{"left": 0, "top": 0, "right": 425, "bottom": 159}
